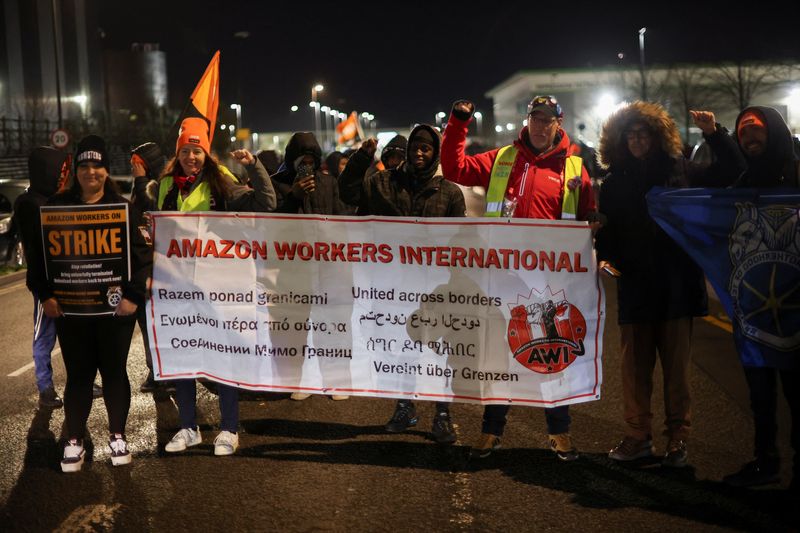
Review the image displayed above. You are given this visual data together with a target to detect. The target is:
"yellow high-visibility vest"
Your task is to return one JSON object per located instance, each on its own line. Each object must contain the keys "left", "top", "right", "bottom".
{"left": 484, "top": 145, "right": 582, "bottom": 219}
{"left": 157, "top": 165, "right": 238, "bottom": 211}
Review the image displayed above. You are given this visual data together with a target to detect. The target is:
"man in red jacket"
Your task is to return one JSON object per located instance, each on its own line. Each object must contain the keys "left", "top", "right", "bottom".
{"left": 441, "top": 95, "right": 599, "bottom": 460}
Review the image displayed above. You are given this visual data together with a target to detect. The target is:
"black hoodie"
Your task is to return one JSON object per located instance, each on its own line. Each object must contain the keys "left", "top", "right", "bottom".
{"left": 272, "top": 132, "right": 345, "bottom": 215}
{"left": 339, "top": 124, "right": 465, "bottom": 217}
{"left": 13, "top": 147, "right": 68, "bottom": 290}
{"left": 734, "top": 106, "right": 800, "bottom": 188}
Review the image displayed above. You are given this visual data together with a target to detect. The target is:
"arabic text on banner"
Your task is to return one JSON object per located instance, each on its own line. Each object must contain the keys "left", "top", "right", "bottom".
{"left": 148, "top": 213, "right": 605, "bottom": 406}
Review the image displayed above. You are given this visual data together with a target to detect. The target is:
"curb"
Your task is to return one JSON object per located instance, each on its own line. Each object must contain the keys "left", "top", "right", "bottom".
{"left": 0, "top": 269, "right": 26, "bottom": 288}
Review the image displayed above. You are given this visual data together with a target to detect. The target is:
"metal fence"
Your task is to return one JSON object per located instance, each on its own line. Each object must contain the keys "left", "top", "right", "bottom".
{"left": 0, "top": 117, "right": 56, "bottom": 156}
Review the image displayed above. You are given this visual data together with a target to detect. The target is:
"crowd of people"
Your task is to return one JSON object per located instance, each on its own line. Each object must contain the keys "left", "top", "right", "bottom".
{"left": 13, "top": 94, "right": 798, "bottom": 496}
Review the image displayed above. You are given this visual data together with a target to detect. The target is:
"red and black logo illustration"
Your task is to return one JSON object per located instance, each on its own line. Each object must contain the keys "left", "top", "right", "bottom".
{"left": 507, "top": 287, "right": 586, "bottom": 374}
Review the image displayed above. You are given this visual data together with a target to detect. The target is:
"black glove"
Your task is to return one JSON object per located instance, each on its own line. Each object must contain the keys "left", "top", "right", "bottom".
{"left": 451, "top": 100, "right": 475, "bottom": 122}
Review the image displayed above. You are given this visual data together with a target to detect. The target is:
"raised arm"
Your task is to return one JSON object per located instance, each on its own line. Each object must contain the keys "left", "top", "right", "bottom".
{"left": 441, "top": 100, "right": 498, "bottom": 188}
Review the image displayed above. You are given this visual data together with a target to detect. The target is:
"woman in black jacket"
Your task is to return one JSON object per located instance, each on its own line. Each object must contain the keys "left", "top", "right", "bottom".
{"left": 30, "top": 135, "right": 152, "bottom": 472}
{"left": 595, "top": 102, "right": 743, "bottom": 468}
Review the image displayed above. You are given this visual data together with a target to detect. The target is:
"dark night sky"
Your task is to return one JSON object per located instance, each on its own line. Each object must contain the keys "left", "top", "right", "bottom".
{"left": 98, "top": 1, "right": 800, "bottom": 132}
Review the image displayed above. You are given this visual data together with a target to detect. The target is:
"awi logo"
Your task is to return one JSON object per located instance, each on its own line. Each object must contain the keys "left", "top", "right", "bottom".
{"left": 507, "top": 287, "right": 586, "bottom": 374}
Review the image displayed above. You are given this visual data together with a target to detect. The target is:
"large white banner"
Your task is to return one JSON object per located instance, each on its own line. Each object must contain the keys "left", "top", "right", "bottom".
{"left": 147, "top": 213, "right": 605, "bottom": 406}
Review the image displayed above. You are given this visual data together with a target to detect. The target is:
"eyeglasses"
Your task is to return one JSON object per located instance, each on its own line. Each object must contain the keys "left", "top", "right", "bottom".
{"left": 625, "top": 129, "right": 651, "bottom": 141}
{"left": 528, "top": 115, "right": 557, "bottom": 127}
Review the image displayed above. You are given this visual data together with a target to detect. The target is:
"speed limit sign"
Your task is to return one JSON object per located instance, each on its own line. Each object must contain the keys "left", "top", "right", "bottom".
{"left": 51, "top": 129, "right": 70, "bottom": 149}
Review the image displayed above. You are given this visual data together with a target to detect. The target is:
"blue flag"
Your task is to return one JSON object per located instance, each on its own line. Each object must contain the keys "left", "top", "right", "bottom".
{"left": 647, "top": 187, "right": 800, "bottom": 368}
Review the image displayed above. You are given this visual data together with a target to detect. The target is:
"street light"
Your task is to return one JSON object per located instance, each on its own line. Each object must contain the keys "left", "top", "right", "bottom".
{"left": 639, "top": 27, "right": 647, "bottom": 101}
{"left": 436, "top": 111, "right": 446, "bottom": 129}
{"left": 474, "top": 111, "right": 483, "bottom": 137}
{"left": 290, "top": 105, "right": 299, "bottom": 112}
{"left": 311, "top": 83, "right": 324, "bottom": 141}
{"left": 230, "top": 103, "right": 242, "bottom": 147}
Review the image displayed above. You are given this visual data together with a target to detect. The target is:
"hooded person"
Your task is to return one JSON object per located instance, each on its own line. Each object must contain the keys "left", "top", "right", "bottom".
{"left": 338, "top": 124, "right": 466, "bottom": 443}
{"left": 324, "top": 151, "right": 348, "bottom": 179}
{"left": 13, "top": 147, "right": 70, "bottom": 409}
{"left": 340, "top": 134, "right": 408, "bottom": 194}
{"left": 28, "top": 134, "right": 153, "bottom": 472}
{"left": 593, "top": 101, "right": 746, "bottom": 468}
{"left": 732, "top": 106, "right": 800, "bottom": 188}
{"left": 271, "top": 131, "right": 346, "bottom": 215}
{"left": 711, "top": 106, "right": 800, "bottom": 492}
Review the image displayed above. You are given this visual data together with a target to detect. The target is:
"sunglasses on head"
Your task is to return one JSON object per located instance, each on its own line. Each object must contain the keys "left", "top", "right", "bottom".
{"left": 527, "top": 96, "right": 562, "bottom": 117}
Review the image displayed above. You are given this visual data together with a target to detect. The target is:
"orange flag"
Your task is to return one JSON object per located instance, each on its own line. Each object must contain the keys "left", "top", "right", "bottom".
{"left": 336, "top": 111, "right": 363, "bottom": 145}
{"left": 172, "top": 51, "right": 220, "bottom": 149}
{"left": 189, "top": 51, "right": 220, "bottom": 143}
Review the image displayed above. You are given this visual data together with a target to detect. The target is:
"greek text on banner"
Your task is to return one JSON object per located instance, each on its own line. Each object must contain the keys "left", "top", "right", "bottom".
{"left": 148, "top": 213, "right": 605, "bottom": 406}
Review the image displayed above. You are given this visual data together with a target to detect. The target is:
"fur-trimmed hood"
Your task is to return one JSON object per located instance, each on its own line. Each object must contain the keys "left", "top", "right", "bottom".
{"left": 598, "top": 101, "right": 683, "bottom": 171}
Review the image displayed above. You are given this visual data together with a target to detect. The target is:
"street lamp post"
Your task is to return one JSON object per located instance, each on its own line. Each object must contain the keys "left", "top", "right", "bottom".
{"left": 474, "top": 111, "right": 483, "bottom": 139}
{"left": 230, "top": 103, "right": 242, "bottom": 147}
{"left": 329, "top": 109, "right": 339, "bottom": 148}
{"left": 321, "top": 105, "right": 331, "bottom": 150}
{"left": 311, "top": 83, "right": 324, "bottom": 142}
{"left": 638, "top": 27, "right": 647, "bottom": 101}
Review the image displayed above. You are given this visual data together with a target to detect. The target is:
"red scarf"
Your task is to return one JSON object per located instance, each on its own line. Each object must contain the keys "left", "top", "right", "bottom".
{"left": 173, "top": 173, "right": 198, "bottom": 192}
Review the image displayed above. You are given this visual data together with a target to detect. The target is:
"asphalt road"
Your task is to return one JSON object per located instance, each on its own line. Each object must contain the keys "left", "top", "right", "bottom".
{"left": 0, "top": 272, "right": 796, "bottom": 532}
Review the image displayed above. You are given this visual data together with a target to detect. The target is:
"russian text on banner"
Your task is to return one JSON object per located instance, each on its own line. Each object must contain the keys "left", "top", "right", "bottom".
{"left": 148, "top": 213, "right": 605, "bottom": 406}
{"left": 40, "top": 204, "right": 131, "bottom": 316}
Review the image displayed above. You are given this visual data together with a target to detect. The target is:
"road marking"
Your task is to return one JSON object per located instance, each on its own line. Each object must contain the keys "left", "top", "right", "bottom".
{"left": 702, "top": 315, "right": 733, "bottom": 333}
{"left": 7, "top": 348, "right": 61, "bottom": 377}
{"left": 0, "top": 281, "right": 25, "bottom": 296}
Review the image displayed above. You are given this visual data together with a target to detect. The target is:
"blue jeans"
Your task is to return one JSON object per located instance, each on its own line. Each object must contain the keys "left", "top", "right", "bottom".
{"left": 482, "top": 405, "right": 571, "bottom": 436}
{"left": 32, "top": 293, "right": 57, "bottom": 392}
{"left": 175, "top": 380, "right": 239, "bottom": 433}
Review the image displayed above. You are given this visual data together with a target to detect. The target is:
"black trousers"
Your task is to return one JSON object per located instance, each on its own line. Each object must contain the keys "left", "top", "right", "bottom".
{"left": 744, "top": 366, "right": 800, "bottom": 474}
{"left": 56, "top": 315, "right": 136, "bottom": 439}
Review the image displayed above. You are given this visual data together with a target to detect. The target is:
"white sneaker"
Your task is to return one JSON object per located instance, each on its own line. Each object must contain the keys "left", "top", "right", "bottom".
{"left": 61, "top": 439, "right": 85, "bottom": 473}
{"left": 214, "top": 431, "right": 239, "bottom": 456}
{"left": 330, "top": 395, "right": 349, "bottom": 401}
{"left": 109, "top": 434, "right": 132, "bottom": 466}
{"left": 290, "top": 392, "right": 312, "bottom": 401}
{"left": 165, "top": 427, "right": 202, "bottom": 453}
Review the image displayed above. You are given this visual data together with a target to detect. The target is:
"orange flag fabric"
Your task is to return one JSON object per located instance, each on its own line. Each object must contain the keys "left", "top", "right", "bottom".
{"left": 188, "top": 51, "right": 220, "bottom": 144}
{"left": 336, "top": 112, "right": 362, "bottom": 145}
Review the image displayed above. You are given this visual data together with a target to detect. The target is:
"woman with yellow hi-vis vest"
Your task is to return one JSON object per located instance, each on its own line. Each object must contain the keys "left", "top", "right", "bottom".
{"left": 132, "top": 117, "right": 276, "bottom": 457}
{"left": 441, "top": 95, "right": 602, "bottom": 461}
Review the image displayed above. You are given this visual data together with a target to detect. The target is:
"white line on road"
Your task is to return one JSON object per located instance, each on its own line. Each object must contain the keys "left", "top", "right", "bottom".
{"left": 0, "top": 281, "right": 25, "bottom": 296}
{"left": 7, "top": 348, "right": 61, "bottom": 377}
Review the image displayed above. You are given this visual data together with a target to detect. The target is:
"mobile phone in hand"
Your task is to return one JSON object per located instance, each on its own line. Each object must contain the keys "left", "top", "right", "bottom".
{"left": 296, "top": 163, "right": 314, "bottom": 180}
{"left": 601, "top": 264, "right": 621, "bottom": 277}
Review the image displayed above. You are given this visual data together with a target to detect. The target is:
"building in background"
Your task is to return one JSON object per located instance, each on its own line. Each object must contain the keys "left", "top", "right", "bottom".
{"left": 487, "top": 64, "right": 800, "bottom": 149}
{"left": 1, "top": 0, "right": 103, "bottom": 121}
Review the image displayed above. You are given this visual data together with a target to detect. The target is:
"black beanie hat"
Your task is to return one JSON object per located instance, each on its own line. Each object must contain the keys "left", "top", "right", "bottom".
{"left": 132, "top": 142, "right": 165, "bottom": 178}
{"left": 75, "top": 135, "right": 109, "bottom": 172}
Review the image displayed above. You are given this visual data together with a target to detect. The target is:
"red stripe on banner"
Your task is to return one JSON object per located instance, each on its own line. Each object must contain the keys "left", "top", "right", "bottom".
{"left": 153, "top": 370, "right": 598, "bottom": 404}
{"left": 149, "top": 212, "right": 588, "bottom": 230}
{"left": 593, "top": 269, "right": 603, "bottom": 396}
{"left": 150, "top": 215, "right": 165, "bottom": 377}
